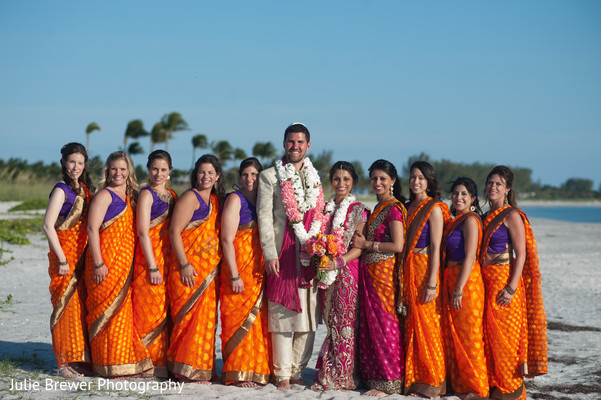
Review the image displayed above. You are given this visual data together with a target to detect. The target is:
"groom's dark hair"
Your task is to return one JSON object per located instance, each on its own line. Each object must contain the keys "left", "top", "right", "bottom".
{"left": 284, "top": 123, "right": 310, "bottom": 143}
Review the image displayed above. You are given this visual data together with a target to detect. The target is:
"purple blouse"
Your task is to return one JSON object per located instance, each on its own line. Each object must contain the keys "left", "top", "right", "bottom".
{"left": 51, "top": 182, "right": 77, "bottom": 217}
{"left": 232, "top": 190, "right": 256, "bottom": 225}
{"left": 141, "top": 186, "right": 169, "bottom": 220}
{"left": 188, "top": 189, "right": 210, "bottom": 222}
{"left": 103, "top": 189, "right": 126, "bottom": 223}
{"left": 488, "top": 223, "right": 512, "bottom": 253}
{"left": 445, "top": 224, "right": 465, "bottom": 262}
{"left": 416, "top": 221, "right": 430, "bottom": 248}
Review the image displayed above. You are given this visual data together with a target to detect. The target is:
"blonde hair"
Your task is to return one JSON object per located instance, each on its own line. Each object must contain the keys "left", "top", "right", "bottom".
{"left": 99, "top": 151, "right": 138, "bottom": 199}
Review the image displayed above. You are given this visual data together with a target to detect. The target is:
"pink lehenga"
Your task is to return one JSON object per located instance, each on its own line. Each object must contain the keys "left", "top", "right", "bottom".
{"left": 313, "top": 201, "right": 368, "bottom": 391}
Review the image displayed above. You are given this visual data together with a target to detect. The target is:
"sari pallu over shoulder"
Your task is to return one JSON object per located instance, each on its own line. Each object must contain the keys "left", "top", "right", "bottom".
{"left": 167, "top": 193, "right": 221, "bottom": 381}
{"left": 85, "top": 195, "right": 152, "bottom": 377}
{"left": 358, "top": 198, "right": 407, "bottom": 394}
{"left": 132, "top": 187, "right": 177, "bottom": 378}
{"left": 220, "top": 215, "right": 272, "bottom": 385}
{"left": 49, "top": 184, "right": 92, "bottom": 366}
{"left": 402, "top": 197, "right": 451, "bottom": 398}
{"left": 441, "top": 212, "right": 489, "bottom": 399}
{"left": 480, "top": 206, "right": 548, "bottom": 378}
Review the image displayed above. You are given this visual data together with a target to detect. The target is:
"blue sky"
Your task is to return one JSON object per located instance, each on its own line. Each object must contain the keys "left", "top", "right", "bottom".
{"left": 1, "top": 1, "right": 600, "bottom": 188}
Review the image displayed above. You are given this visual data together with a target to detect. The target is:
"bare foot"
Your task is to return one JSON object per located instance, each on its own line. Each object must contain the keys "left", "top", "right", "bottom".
{"left": 277, "top": 379, "right": 290, "bottom": 390}
{"left": 365, "top": 389, "right": 388, "bottom": 397}
{"left": 232, "top": 381, "right": 258, "bottom": 388}
{"left": 71, "top": 363, "right": 94, "bottom": 376}
{"left": 58, "top": 366, "right": 82, "bottom": 378}
{"left": 290, "top": 378, "right": 307, "bottom": 386}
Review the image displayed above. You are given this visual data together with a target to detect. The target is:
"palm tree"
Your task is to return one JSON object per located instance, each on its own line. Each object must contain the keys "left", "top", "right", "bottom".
{"left": 150, "top": 122, "right": 166, "bottom": 151}
{"left": 161, "top": 112, "right": 189, "bottom": 151}
{"left": 191, "top": 134, "right": 208, "bottom": 167}
{"left": 124, "top": 119, "right": 149, "bottom": 150}
{"left": 211, "top": 140, "right": 234, "bottom": 166}
{"left": 127, "top": 141, "right": 144, "bottom": 156}
{"left": 252, "top": 141, "right": 277, "bottom": 164}
{"left": 85, "top": 122, "right": 101, "bottom": 153}
{"left": 233, "top": 148, "right": 247, "bottom": 165}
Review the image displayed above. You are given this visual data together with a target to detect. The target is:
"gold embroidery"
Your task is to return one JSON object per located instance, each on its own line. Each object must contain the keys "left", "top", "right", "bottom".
{"left": 222, "top": 284, "right": 264, "bottom": 362}
{"left": 173, "top": 265, "right": 218, "bottom": 325}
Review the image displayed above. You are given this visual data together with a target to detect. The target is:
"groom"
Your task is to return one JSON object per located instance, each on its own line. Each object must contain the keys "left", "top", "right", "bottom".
{"left": 257, "top": 122, "right": 323, "bottom": 390}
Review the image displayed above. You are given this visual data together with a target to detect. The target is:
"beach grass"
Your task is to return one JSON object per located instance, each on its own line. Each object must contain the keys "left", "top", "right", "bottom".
{"left": 8, "top": 199, "right": 48, "bottom": 212}
{"left": 0, "top": 182, "right": 54, "bottom": 202}
{"left": 0, "top": 218, "right": 44, "bottom": 245}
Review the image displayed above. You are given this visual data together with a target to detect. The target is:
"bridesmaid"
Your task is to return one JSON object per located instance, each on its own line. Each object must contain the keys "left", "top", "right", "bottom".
{"left": 85, "top": 151, "right": 152, "bottom": 377}
{"left": 43, "top": 142, "right": 94, "bottom": 377}
{"left": 480, "top": 166, "right": 547, "bottom": 400}
{"left": 167, "top": 154, "right": 224, "bottom": 383}
{"left": 353, "top": 159, "right": 406, "bottom": 397}
{"left": 220, "top": 157, "right": 272, "bottom": 387}
{"left": 132, "top": 150, "right": 177, "bottom": 378}
{"left": 441, "top": 177, "right": 488, "bottom": 399}
{"left": 402, "top": 160, "right": 450, "bottom": 398}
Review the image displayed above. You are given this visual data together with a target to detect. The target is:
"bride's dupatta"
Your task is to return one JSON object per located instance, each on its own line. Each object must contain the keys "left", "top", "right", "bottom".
{"left": 358, "top": 198, "right": 407, "bottom": 394}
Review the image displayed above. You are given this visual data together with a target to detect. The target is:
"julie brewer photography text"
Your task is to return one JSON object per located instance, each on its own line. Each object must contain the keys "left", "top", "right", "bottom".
{"left": 8, "top": 377, "right": 185, "bottom": 394}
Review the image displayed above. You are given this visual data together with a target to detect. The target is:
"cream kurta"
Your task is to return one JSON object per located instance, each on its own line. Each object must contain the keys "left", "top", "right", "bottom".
{"left": 257, "top": 165, "right": 319, "bottom": 333}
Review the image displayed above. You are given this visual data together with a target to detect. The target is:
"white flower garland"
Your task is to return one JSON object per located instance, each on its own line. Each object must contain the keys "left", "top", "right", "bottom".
{"left": 275, "top": 158, "right": 324, "bottom": 248}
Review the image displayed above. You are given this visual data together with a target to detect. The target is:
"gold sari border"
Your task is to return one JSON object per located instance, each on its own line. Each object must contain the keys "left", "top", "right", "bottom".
{"left": 490, "top": 383, "right": 524, "bottom": 400}
{"left": 140, "top": 317, "right": 167, "bottom": 348}
{"left": 56, "top": 191, "right": 86, "bottom": 231}
{"left": 413, "top": 246, "right": 429, "bottom": 255}
{"left": 50, "top": 249, "right": 87, "bottom": 331}
{"left": 88, "top": 263, "right": 134, "bottom": 341}
{"left": 366, "top": 378, "right": 404, "bottom": 394}
{"left": 223, "top": 370, "right": 270, "bottom": 385}
{"left": 173, "top": 265, "right": 218, "bottom": 325}
{"left": 99, "top": 200, "right": 128, "bottom": 231}
{"left": 168, "top": 361, "right": 214, "bottom": 381}
{"left": 93, "top": 357, "right": 153, "bottom": 378}
{"left": 222, "top": 285, "right": 264, "bottom": 362}
{"left": 404, "top": 379, "right": 446, "bottom": 398}
{"left": 237, "top": 220, "right": 256, "bottom": 231}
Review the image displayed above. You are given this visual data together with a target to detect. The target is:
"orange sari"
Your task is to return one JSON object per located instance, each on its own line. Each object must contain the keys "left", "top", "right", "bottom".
{"left": 220, "top": 211, "right": 271, "bottom": 384}
{"left": 402, "top": 197, "right": 451, "bottom": 397}
{"left": 85, "top": 194, "right": 152, "bottom": 377}
{"left": 48, "top": 184, "right": 92, "bottom": 367}
{"left": 132, "top": 187, "right": 177, "bottom": 378}
{"left": 441, "top": 212, "right": 488, "bottom": 399}
{"left": 167, "top": 193, "right": 221, "bottom": 381}
{"left": 480, "top": 206, "right": 547, "bottom": 400}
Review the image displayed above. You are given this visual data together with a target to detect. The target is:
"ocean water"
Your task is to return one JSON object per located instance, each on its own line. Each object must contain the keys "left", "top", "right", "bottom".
{"left": 522, "top": 206, "right": 601, "bottom": 223}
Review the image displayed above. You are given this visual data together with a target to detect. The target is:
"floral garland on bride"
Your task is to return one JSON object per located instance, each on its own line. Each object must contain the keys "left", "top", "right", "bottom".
{"left": 317, "top": 194, "right": 356, "bottom": 286}
{"left": 276, "top": 157, "right": 325, "bottom": 267}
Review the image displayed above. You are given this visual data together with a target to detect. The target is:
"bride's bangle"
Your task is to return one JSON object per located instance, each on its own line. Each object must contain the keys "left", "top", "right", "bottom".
{"left": 335, "top": 257, "right": 346, "bottom": 269}
{"left": 370, "top": 241, "right": 380, "bottom": 252}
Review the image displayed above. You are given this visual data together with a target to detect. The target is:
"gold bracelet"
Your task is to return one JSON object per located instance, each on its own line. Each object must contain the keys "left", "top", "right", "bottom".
{"left": 58, "top": 259, "right": 69, "bottom": 266}
{"left": 231, "top": 274, "right": 241, "bottom": 282}
{"left": 94, "top": 262, "right": 105, "bottom": 269}
{"left": 426, "top": 284, "right": 437, "bottom": 290}
{"left": 504, "top": 284, "right": 516, "bottom": 295}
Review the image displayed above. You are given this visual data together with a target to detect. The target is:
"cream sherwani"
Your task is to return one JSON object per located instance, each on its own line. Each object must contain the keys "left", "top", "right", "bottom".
{"left": 257, "top": 163, "right": 319, "bottom": 381}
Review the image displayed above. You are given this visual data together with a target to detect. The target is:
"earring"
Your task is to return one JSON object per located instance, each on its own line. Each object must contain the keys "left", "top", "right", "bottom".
{"left": 167, "top": 175, "right": 171, "bottom": 180}
{"left": 389, "top": 186, "right": 394, "bottom": 196}
{"left": 470, "top": 205, "right": 476, "bottom": 212}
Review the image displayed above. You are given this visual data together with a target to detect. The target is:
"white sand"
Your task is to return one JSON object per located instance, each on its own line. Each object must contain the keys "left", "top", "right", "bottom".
{"left": 0, "top": 202, "right": 600, "bottom": 399}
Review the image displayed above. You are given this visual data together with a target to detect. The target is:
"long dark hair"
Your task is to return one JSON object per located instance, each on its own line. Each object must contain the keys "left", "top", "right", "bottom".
{"left": 60, "top": 142, "right": 95, "bottom": 193}
{"left": 329, "top": 161, "right": 359, "bottom": 187}
{"left": 146, "top": 150, "right": 173, "bottom": 185}
{"left": 238, "top": 157, "right": 263, "bottom": 176}
{"left": 486, "top": 165, "right": 518, "bottom": 208}
{"left": 368, "top": 159, "right": 406, "bottom": 203}
{"left": 190, "top": 154, "right": 225, "bottom": 199}
{"left": 449, "top": 177, "right": 482, "bottom": 217}
{"left": 409, "top": 160, "right": 440, "bottom": 201}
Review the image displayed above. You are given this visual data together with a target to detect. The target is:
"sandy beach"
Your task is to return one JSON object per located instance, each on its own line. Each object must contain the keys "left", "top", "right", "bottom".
{"left": 0, "top": 202, "right": 600, "bottom": 399}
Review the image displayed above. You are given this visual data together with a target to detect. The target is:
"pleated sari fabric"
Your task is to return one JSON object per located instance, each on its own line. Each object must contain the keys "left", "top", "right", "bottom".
{"left": 480, "top": 206, "right": 547, "bottom": 400}
{"left": 48, "top": 183, "right": 92, "bottom": 367}
{"left": 220, "top": 191, "right": 271, "bottom": 385}
{"left": 441, "top": 211, "right": 488, "bottom": 399}
{"left": 167, "top": 192, "right": 221, "bottom": 381}
{"left": 132, "top": 187, "right": 177, "bottom": 378}
{"left": 85, "top": 192, "right": 152, "bottom": 377}
{"left": 402, "top": 197, "right": 451, "bottom": 397}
